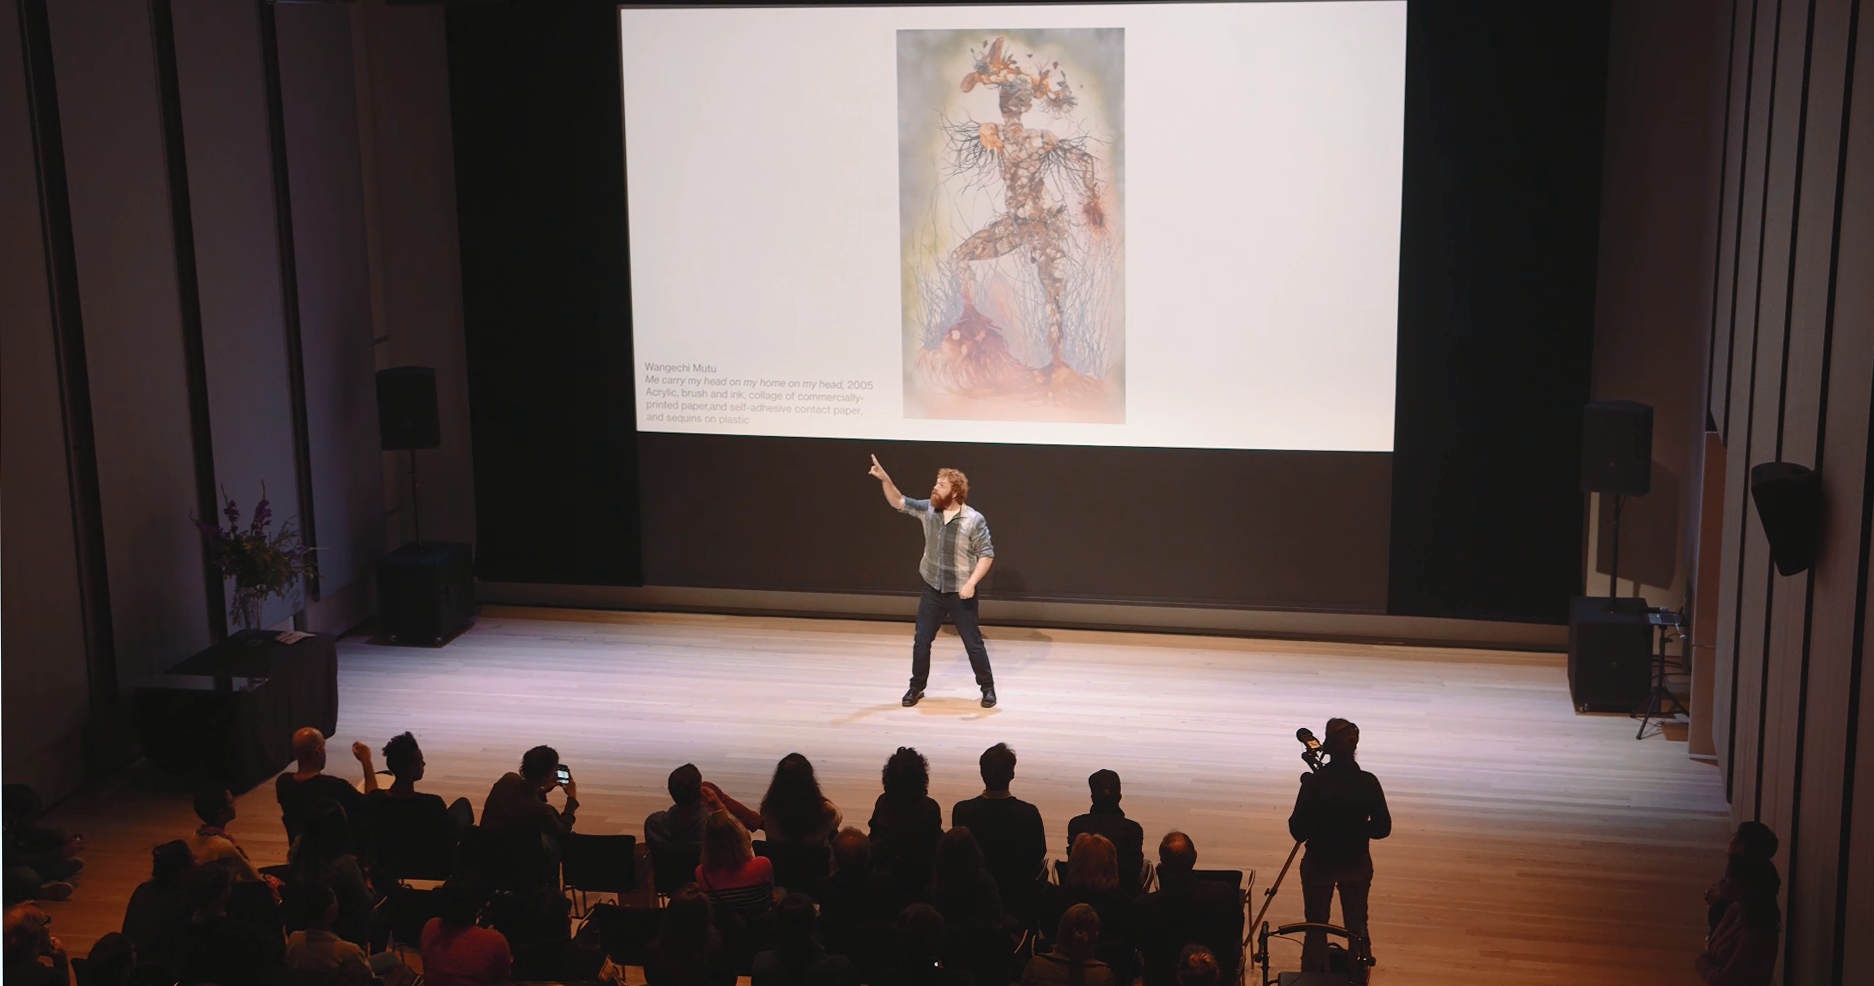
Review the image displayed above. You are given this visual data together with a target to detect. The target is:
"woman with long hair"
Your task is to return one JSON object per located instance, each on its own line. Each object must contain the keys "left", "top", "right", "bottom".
{"left": 760, "top": 754, "right": 843, "bottom": 846}
{"left": 1696, "top": 854, "right": 1780, "bottom": 985}
{"left": 1042, "top": 833, "right": 1131, "bottom": 944}
{"left": 1021, "top": 904, "right": 1113, "bottom": 986}
{"left": 646, "top": 885, "right": 736, "bottom": 986}
{"left": 120, "top": 840, "right": 196, "bottom": 967}
{"left": 696, "top": 811, "right": 775, "bottom": 916}
{"left": 287, "top": 800, "right": 376, "bottom": 946}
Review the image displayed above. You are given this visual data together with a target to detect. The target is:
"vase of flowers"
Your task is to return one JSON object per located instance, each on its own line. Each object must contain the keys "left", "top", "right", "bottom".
{"left": 195, "top": 487, "right": 319, "bottom": 632}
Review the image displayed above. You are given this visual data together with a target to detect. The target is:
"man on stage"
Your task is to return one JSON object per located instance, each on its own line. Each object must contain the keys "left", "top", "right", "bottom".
{"left": 867, "top": 455, "right": 997, "bottom": 708}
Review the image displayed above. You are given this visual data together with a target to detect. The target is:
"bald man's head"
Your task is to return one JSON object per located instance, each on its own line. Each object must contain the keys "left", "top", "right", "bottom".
{"left": 1159, "top": 831, "right": 1197, "bottom": 876}
{"left": 291, "top": 727, "right": 327, "bottom": 771}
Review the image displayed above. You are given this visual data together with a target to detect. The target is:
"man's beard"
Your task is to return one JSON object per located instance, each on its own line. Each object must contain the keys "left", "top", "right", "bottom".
{"left": 931, "top": 489, "right": 956, "bottom": 510}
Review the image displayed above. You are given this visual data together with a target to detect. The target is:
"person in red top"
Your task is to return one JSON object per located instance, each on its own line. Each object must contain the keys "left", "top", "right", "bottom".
{"left": 1696, "top": 854, "right": 1780, "bottom": 986}
{"left": 420, "top": 880, "right": 512, "bottom": 986}
{"left": 695, "top": 811, "right": 774, "bottom": 916}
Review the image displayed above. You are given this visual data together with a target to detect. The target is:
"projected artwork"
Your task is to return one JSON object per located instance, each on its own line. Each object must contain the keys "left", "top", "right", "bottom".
{"left": 898, "top": 29, "right": 1125, "bottom": 423}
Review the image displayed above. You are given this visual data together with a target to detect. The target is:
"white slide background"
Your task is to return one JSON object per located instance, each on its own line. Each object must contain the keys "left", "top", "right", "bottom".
{"left": 621, "top": 2, "right": 1406, "bottom": 451}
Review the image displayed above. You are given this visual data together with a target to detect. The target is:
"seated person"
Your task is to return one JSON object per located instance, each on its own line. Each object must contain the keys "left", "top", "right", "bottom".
{"left": 287, "top": 803, "right": 376, "bottom": 948}
{"left": 187, "top": 788, "right": 262, "bottom": 883}
{"left": 121, "top": 840, "right": 196, "bottom": 968}
{"left": 872, "top": 904, "right": 972, "bottom": 986}
{"left": 284, "top": 881, "right": 381, "bottom": 986}
{"left": 696, "top": 811, "right": 774, "bottom": 916}
{"left": 926, "top": 829, "right": 1008, "bottom": 986}
{"left": 169, "top": 863, "right": 284, "bottom": 986}
{"left": 1065, "top": 771, "right": 1145, "bottom": 898}
{"left": 646, "top": 765, "right": 759, "bottom": 858}
{"left": 479, "top": 745, "right": 578, "bottom": 892}
{"left": 819, "top": 827, "right": 902, "bottom": 925}
{"left": 1173, "top": 945, "right": 1219, "bottom": 986}
{"left": 366, "top": 731, "right": 472, "bottom": 880}
{"left": 1131, "top": 833, "right": 1240, "bottom": 986}
{"left": 1039, "top": 834, "right": 1131, "bottom": 944}
{"left": 950, "top": 745, "right": 1044, "bottom": 920}
{"left": 644, "top": 884, "right": 735, "bottom": 986}
{"left": 752, "top": 893, "right": 859, "bottom": 986}
{"left": 85, "top": 932, "right": 137, "bottom": 986}
{"left": 1020, "top": 905, "right": 1112, "bottom": 986}
{"left": 3, "top": 902, "right": 68, "bottom": 986}
{"left": 3, "top": 786, "right": 84, "bottom": 904}
{"left": 420, "top": 879, "right": 513, "bottom": 986}
{"left": 760, "top": 754, "right": 843, "bottom": 847}
{"left": 1697, "top": 854, "right": 1781, "bottom": 986}
{"left": 275, "top": 728, "right": 373, "bottom": 849}
{"left": 1706, "top": 821, "right": 1778, "bottom": 930}
{"left": 869, "top": 748, "right": 943, "bottom": 895}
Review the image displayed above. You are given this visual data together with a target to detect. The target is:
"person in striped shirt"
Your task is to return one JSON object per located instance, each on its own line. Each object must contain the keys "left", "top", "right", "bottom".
{"left": 867, "top": 456, "right": 998, "bottom": 708}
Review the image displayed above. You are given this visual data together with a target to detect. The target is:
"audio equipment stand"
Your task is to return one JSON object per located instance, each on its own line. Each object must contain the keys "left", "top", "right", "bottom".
{"left": 1634, "top": 608, "right": 1687, "bottom": 739}
{"left": 1605, "top": 493, "right": 1623, "bottom": 607}
{"left": 408, "top": 448, "right": 423, "bottom": 548}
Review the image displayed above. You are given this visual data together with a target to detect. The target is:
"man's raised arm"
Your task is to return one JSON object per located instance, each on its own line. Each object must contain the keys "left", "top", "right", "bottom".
{"left": 869, "top": 455, "right": 906, "bottom": 510}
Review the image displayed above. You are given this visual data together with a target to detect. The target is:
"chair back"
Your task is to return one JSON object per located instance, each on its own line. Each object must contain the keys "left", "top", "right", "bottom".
{"left": 384, "top": 886, "right": 442, "bottom": 948}
{"left": 649, "top": 844, "right": 702, "bottom": 897}
{"left": 589, "top": 902, "right": 664, "bottom": 965}
{"left": 754, "top": 840, "right": 831, "bottom": 897}
{"left": 564, "top": 833, "right": 638, "bottom": 894}
{"left": 1189, "top": 868, "right": 1244, "bottom": 892}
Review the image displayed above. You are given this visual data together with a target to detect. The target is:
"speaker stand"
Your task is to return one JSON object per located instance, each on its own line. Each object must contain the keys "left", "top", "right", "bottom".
{"left": 1605, "top": 493, "right": 1623, "bottom": 607}
{"left": 408, "top": 448, "right": 422, "bottom": 548}
{"left": 1634, "top": 611, "right": 1688, "bottom": 740}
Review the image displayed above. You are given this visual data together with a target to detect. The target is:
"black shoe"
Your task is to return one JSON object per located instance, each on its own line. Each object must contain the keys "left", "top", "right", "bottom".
{"left": 981, "top": 685, "right": 997, "bottom": 708}
{"left": 902, "top": 687, "right": 925, "bottom": 707}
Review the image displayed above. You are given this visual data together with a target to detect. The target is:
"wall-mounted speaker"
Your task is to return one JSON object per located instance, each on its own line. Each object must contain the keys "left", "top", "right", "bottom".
{"left": 376, "top": 367, "right": 441, "bottom": 451}
{"left": 1581, "top": 401, "right": 1653, "bottom": 495}
{"left": 1750, "top": 462, "right": 1821, "bottom": 576}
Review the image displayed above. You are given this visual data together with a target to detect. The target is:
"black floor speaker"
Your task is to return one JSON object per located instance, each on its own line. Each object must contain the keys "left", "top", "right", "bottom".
{"left": 378, "top": 541, "right": 475, "bottom": 645}
{"left": 1567, "top": 596, "right": 1652, "bottom": 712}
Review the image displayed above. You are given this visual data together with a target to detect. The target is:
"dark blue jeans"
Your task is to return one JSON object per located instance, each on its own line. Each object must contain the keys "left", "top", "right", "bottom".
{"left": 910, "top": 583, "right": 994, "bottom": 689}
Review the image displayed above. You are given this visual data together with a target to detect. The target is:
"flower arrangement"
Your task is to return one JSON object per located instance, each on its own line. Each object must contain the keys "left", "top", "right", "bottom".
{"left": 195, "top": 487, "right": 319, "bottom": 630}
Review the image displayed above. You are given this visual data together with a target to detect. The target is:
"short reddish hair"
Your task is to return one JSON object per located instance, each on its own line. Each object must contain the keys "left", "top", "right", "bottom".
{"left": 937, "top": 467, "right": 969, "bottom": 504}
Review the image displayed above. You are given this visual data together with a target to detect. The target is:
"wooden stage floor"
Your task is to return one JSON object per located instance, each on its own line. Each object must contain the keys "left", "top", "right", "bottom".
{"left": 38, "top": 606, "right": 1729, "bottom": 984}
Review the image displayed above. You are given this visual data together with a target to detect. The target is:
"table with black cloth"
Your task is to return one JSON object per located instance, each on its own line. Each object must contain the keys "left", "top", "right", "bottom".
{"left": 132, "top": 631, "right": 338, "bottom": 792}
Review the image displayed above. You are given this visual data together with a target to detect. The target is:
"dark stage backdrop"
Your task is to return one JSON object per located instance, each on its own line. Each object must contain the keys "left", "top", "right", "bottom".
{"left": 447, "top": 0, "right": 1609, "bottom": 622}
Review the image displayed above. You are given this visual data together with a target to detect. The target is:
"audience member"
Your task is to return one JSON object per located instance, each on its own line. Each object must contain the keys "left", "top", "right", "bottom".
{"left": 3, "top": 902, "right": 68, "bottom": 986}
{"left": 276, "top": 728, "right": 373, "bottom": 848}
{"left": 1132, "top": 833, "right": 1240, "bottom": 986}
{"left": 1172, "top": 945, "right": 1218, "bottom": 986}
{"left": 283, "top": 882, "right": 373, "bottom": 986}
{"left": 869, "top": 748, "right": 943, "bottom": 894}
{"left": 1287, "top": 719, "right": 1388, "bottom": 981}
{"left": 643, "top": 885, "right": 735, "bottom": 986}
{"left": 366, "top": 732, "right": 472, "bottom": 881}
{"left": 1020, "top": 904, "right": 1111, "bottom": 986}
{"left": 3, "top": 786, "right": 84, "bottom": 904}
{"left": 1696, "top": 854, "right": 1780, "bottom": 986}
{"left": 819, "top": 828, "right": 901, "bottom": 928}
{"left": 761, "top": 754, "right": 844, "bottom": 846}
{"left": 752, "top": 893, "right": 859, "bottom": 986}
{"left": 646, "top": 765, "right": 711, "bottom": 856}
{"left": 170, "top": 863, "right": 283, "bottom": 986}
{"left": 926, "top": 828, "right": 1001, "bottom": 927}
{"left": 696, "top": 811, "right": 775, "bottom": 915}
{"left": 1707, "top": 821, "right": 1778, "bottom": 930}
{"left": 419, "top": 879, "right": 513, "bottom": 986}
{"left": 480, "top": 745, "right": 578, "bottom": 892}
{"left": 82, "top": 932, "right": 136, "bottom": 986}
{"left": 1041, "top": 834, "right": 1130, "bottom": 944}
{"left": 951, "top": 744, "right": 1045, "bottom": 919}
{"left": 119, "top": 841, "right": 195, "bottom": 969}
{"left": 1065, "top": 771, "right": 1145, "bottom": 898}
{"left": 874, "top": 904, "right": 972, "bottom": 986}
{"left": 817, "top": 828, "right": 899, "bottom": 978}
{"left": 186, "top": 788, "right": 262, "bottom": 883}
{"left": 288, "top": 803, "right": 375, "bottom": 947}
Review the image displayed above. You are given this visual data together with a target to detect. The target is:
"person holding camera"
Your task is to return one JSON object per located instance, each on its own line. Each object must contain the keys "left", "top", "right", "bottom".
{"left": 481, "top": 746, "right": 579, "bottom": 891}
{"left": 1287, "top": 718, "right": 1389, "bottom": 980}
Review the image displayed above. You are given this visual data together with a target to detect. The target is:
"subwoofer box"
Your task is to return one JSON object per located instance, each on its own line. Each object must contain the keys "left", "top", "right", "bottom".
{"left": 377, "top": 541, "right": 475, "bottom": 645}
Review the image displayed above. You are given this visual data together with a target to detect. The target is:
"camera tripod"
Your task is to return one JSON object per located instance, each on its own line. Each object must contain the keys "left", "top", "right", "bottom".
{"left": 1633, "top": 607, "right": 1687, "bottom": 740}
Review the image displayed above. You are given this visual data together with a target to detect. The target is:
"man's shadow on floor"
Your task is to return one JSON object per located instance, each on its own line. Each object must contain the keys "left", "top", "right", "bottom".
{"left": 834, "top": 696, "right": 1002, "bottom": 725}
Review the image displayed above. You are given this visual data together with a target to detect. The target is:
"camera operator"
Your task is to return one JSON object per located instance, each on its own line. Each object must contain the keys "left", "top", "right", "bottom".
{"left": 1286, "top": 719, "right": 1389, "bottom": 980}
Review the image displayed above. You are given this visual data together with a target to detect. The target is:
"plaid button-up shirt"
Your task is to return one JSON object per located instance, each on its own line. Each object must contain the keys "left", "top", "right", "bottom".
{"left": 898, "top": 497, "right": 995, "bottom": 593}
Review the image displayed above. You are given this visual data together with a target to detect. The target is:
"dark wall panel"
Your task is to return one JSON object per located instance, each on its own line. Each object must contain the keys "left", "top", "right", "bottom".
{"left": 1385, "top": 1, "right": 1610, "bottom": 623}
{"left": 639, "top": 436, "right": 1391, "bottom": 610}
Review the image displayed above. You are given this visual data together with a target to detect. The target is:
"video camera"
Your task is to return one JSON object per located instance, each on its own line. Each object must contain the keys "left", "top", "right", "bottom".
{"left": 1295, "top": 727, "right": 1327, "bottom": 773}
